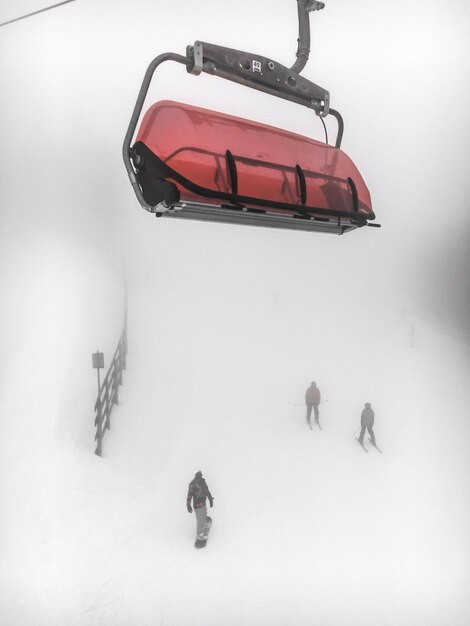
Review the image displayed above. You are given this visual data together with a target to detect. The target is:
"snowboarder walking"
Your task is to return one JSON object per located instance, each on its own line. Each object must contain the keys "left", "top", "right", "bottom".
{"left": 305, "top": 381, "right": 321, "bottom": 429}
{"left": 187, "top": 471, "right": 214, "bottom": 541}
{"left": 358, "top": 402, "right": 376, "bottom": 445}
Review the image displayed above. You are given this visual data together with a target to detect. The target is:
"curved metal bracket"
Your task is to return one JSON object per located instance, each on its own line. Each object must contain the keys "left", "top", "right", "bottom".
{"left": 122, "top": 53, "right": 187, "bottom": 211}
{"left": 291, "top": 0, "right": 325, "bottom": 75}
{"left": 327, "top": 108, "right": 344, "bottom": 148}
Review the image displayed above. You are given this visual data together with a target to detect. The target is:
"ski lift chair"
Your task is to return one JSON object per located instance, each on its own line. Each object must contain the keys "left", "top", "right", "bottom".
{"left": 123, "top": 0, "right": 378, "bottom": 235}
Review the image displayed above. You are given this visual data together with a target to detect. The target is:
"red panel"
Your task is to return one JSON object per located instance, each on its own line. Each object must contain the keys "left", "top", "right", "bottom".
{"left": 136, "top": 100, "right": 372, "bottom": 215}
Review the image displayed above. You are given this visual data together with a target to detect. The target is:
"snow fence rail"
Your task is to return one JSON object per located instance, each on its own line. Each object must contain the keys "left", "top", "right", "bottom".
{"left": 94, "top": 323, "right": 128, "bottom": 456}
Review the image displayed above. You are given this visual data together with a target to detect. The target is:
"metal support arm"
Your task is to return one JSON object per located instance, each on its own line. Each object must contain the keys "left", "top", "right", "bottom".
{"left": 291, "top": 0, "right": 325, "bottom": 74}
{"left": 187, "top": 41, "right": 330, "bottom": 116}
{"left": 122, "top": 52, "right": 187, "bottom": 211}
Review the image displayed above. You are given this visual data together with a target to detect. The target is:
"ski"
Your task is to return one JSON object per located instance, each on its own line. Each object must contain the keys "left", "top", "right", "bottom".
{"left": 356, "top": 437, "right": 368, "bottom": 452}
{"left": 309, "top": 422, "right": 322, "bottom": 431}
{"left": 369, "top": 439, "right": 382, "bottom": 453}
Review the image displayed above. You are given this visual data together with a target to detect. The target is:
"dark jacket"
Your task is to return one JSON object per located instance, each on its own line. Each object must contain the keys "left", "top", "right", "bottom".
{"left": 361, "top": 406, "right": 375, "bottom": 427}
{"left": 187, "top": 477, "right": 213, "bottom": 510}
{"left": 305, "top": 384, "right": 321, "bottom": 405}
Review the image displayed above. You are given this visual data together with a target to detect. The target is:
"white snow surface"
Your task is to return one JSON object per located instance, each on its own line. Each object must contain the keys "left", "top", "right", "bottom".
{"left": 1, "top": 234, "right": 469, "bottom": 625}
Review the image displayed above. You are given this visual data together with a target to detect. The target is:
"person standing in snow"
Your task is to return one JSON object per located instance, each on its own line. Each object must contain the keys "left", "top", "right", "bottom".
{"left": 358, "top": 402, "right": 376, "bottom": 445}
{"left": 187, "top": 471, "right": 214, "bottom": 540}
{"left": 305, "top": 381, "right": 321, "bottom": 429}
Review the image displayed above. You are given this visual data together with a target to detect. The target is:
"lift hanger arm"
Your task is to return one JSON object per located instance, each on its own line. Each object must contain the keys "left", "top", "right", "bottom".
{"left": 186, "top": 40, "right": 345, "bottom": 144}
{"left": 291, "top": 0, "right": 325, "bottom": 74}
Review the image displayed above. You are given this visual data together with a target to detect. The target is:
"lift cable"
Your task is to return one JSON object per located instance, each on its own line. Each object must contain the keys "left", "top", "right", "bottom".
{"left": 0, "top": 0, "right": 77, "bottom": 28}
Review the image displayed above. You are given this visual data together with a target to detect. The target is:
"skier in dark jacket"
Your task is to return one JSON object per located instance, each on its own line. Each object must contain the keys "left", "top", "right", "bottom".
{"left": 305, "top": 381, "right": 321, "bottom": 429}
{"left": 187, "top": 471, "right": 214, "bottom": 541}
{"left": 358, "top": 403, "right": 376, "bottom": 445}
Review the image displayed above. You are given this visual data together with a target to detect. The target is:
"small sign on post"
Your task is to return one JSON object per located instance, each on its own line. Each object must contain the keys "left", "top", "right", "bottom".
{"left": 92, "top": 351, "right": 104, "bottom": 394}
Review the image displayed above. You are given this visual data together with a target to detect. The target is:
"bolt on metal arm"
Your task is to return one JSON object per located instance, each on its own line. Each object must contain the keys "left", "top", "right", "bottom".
{"left": 291, "top": 0, "right": 325, "bottom": 75}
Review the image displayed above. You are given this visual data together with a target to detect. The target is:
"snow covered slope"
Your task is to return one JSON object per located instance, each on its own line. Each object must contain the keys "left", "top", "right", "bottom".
{"left": 2, "top": 251, "right": 469, "bottom": 625}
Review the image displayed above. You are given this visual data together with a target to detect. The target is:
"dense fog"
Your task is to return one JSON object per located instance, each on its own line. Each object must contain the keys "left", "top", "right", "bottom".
{"left": 1, "top": 1, "right": 469, "bottom": 624}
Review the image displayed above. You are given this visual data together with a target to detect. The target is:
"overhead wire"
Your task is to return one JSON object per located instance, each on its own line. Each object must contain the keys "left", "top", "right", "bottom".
{"left": 0, "top": 0, "right": 77, "bottom": 28}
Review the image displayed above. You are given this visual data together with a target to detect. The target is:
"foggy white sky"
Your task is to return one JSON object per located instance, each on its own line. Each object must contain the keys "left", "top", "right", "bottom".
{"left": 1, "top": 0, "right": 470, "bottom": 342}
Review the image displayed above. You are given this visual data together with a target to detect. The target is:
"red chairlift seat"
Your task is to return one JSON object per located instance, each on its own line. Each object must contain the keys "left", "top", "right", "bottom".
{"left": 132, "top": 100, "right": 373, "bottom": 233}
{"left": 123, "top": 2, "right": 378, "bottom": 234}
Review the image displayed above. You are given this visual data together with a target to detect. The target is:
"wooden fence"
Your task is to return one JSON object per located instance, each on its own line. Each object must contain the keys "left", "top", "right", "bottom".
{"left": 94, "top": 324, "right": 128, "bottom": 456}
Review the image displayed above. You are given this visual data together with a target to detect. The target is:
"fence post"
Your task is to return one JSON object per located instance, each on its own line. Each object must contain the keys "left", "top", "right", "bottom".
{"left": 105, "top": 379, "right": 111, "bottom": 431}
{"left": 95, "top": 402, "right": 103, "bottom": 456}
{"left": 118, "top": 347, "right": 123, "bottom": 385}
{"left": 92, "top": 351, "right": 104, "bottom": 393}
{"left": 113, "top": 362, "right": 119, "bottom": 407}
{"left": 93, "top": 315, "right": 127, "bottom": 456}
{"left": 122, "top": 327, "right": 127, "bottom": 371}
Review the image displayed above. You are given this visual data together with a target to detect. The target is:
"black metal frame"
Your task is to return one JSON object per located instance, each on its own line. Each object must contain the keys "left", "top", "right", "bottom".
{"left": 122, "top": 1, "right": 377, "bottom": 234}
